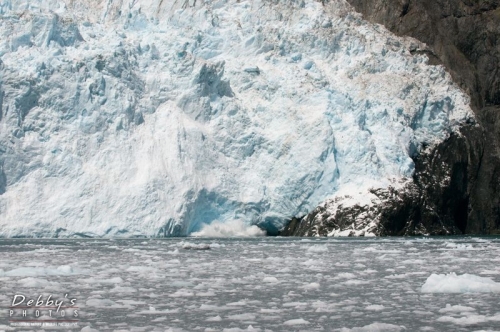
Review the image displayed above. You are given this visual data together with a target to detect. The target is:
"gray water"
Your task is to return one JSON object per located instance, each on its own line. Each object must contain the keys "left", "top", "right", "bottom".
{"left": 1, "top": 237, "right": 500, "bottom": 331}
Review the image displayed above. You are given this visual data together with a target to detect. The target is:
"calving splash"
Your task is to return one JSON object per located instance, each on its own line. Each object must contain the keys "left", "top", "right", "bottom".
{"left": 191, "top": 220, "right": 266, "bottom": 237}
{"left": 0, "top": 0, "right": 472, "bottom": 237}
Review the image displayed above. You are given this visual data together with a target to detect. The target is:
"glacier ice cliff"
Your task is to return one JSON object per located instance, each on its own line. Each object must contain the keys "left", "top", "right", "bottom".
{"left": 0, "top": 0, "right": 474, "bottom": 237}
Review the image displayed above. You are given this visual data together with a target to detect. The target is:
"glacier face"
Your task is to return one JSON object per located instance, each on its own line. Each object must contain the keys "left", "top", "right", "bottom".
{"left": 0, "top": 0, "right": 473, "bottom": 237}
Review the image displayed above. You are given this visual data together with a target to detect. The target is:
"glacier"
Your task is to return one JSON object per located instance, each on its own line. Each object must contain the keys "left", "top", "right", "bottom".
{"left": 0, "top": 0, "right": 473, "bottom": 237}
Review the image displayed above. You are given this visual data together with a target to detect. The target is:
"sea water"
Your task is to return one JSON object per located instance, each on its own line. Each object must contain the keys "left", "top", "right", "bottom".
{"left": 0, "top": 237, "right": 499, "bottom": 331}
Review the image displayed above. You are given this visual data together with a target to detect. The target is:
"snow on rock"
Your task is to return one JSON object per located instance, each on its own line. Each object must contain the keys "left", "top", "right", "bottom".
{"left": 421, "top": 273, "right": 500, "bottom": 293}
{"left": 0, "top": 0, "right": 473, "bottom": 237}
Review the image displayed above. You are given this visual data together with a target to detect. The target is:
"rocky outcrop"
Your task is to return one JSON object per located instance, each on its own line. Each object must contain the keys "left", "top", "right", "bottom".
{"left": 282, "top": 124, "right": 485, "bottom": 236}
{"left": 345, "top": 0, "right": 500, "bottom": 109}
{"left": 283, "top": 0, "right": 500, "bottom": 236}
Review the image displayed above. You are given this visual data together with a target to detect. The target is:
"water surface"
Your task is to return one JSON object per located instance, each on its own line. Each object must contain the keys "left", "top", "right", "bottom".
{"left": 1, "top": 237, "right": 499, "bottom": 331}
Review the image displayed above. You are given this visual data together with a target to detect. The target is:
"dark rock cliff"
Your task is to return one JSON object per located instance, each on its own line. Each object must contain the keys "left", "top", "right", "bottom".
{"left": 283, "top": 0, "right": 500, "bottom": 236}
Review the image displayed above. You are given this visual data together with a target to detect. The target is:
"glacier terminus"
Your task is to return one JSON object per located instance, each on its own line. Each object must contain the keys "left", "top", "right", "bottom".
{"left": 0, "top": 0, "right": 474, "bottom": 237}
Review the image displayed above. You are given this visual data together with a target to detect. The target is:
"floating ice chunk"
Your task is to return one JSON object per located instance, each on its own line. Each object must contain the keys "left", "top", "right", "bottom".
{"left": 79, "top": 277, "right": 123, "bottom": 284}
{"left": 181, "top": 242, "right": 211, "bottom": 250}
{"left": 307, "top": 244, "right": 329, "bottom": 253}
{"left": 85, "top": 298, "right": 120, "bottom": 308}
{"left": 167, "top": 249, "right": 180, "bottom": 255}
{"left": 110, "top": 286, "right": 137, "bottom": 293}
{"left": 33, "top": 248, "right": 57, "bottom": 253}
{"left": 361, "top": 269, "right": 378, "bottom": 274}
{"left": 480, "top": 269, "right": 500, "bottom": 275}
{"left": 438, "top": 304, "right": 476, "bottom": 313}
{"left": 260, "top": 308, "right": 282, "bottom": 313}
{"left": 227, "top": 301, "right": 247, "bottom": 306}
{"left": 302, "top": 259, "right": 322, "bottom": 267}
{"left": 126, "top": 266, "right": 158, "bottom": 272}
{"left": 200, "top": 304, "right": 231, "bottom": 311}
{"left": 282, "top": 302, "right": 308, "bottom": 307}
{"left": 209, "top": 242, "right": 226, "bottom": 248}
{"left": 359, "top": 247, "right": 402, "bottom": 254}
{"left": 196, "top": 291, "right": 216, "bottom": 297}
{"left": 400, "top": 259, "right": 426, "bottom": 265}
{"left": 206, "top": 315, "right": 222, "bottom": 322}
{"left": 339, "top": 323, "right": 406, "bottom": 331}
{"left": 81, "top": 327, "right": 99, "bottom": 332}
{"left": 365, "top": 304, "right": 385, "bottom": 311}
{"left": 223, "top": 326, "right": 260, "bottom": 332}
{"left": 122, "top": 248, "right": 142, "bottom": 252}
{"left": 336, "top": 272, "right": 357, "bottom": 279}
{"left": 151, "top": 317, "right": 167, "bottom": 323}
{"left": 263, "top": 277, "right": 279, "bottom": 283}
{"left": 2, "top": 265, "right": 78, "bottom": 276}
{"left": 137, "top": 308, "right": 180, "bottom": 314}
{"left": 17, "top": 277, "right": 58, "bottom": 288}
{"left": 226, "top": 313, "right": 256, "bottom": 321}
{"left": 442, "top": 243, "right": 475, "bottom": 250}
{"left": 421, "top": 273, "right": 500, "bottom": 293}
{"left": 171, "top": 281, "right": 194, "bottom": 288}
{"left": 117, "top": 300, "right": 146, "bottom": 305}
{"left": 283, "top": 318, "right": 309, "bottom": 325}
{"left": 437, "top": 314, "right": 500, "bottom": 326}
{"left": 344, "top": 280, "right": 369, "bottom": 286}
{"left": 169, "top": 289, "right": 194, "bottom": 297}
{"left": 300, "top": 282, "right": 320, "bottom": 290}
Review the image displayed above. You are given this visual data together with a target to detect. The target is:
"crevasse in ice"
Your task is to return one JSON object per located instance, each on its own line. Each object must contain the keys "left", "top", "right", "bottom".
{"left": 0, "top": 0, "right": 472, "bottom": 236}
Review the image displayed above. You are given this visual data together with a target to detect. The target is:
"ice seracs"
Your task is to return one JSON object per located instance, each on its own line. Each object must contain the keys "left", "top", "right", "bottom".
{"left": 0, "top": 0, "right": 473, "bottom": 237}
